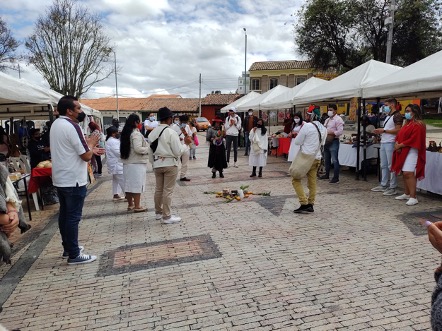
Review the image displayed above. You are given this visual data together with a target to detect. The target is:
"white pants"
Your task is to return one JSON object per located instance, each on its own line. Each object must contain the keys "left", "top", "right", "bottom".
{"left": 112, "top": 173, "right": 125, "bottom": 196}
{"left": 180, "top": 150, "right": 189, "bottom": 178}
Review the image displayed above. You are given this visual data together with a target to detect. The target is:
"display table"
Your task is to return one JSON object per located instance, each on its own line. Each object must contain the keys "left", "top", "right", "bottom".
{"left": 276, "top": 138, "right": 291, "bottom": 157}
{"left": 29, "top": 167, "right": 52, "bottom": 211}
{"left": 417, "top": 151, "right": 442, "bottom": 195}
{"left": 338, "top": 144, "right": 378, "bottom": 168}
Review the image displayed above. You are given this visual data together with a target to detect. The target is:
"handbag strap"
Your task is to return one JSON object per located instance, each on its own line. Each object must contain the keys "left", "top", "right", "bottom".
{"left": 311, "top": 122, "right": 323, "bottom": 153}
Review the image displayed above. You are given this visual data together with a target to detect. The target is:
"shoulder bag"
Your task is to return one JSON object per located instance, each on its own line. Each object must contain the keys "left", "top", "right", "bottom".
{"left": 289, "top": 123, "right": 322, "bottom": 180}
{"left": 150, "top": 127, "right": 168, "bottom": 153}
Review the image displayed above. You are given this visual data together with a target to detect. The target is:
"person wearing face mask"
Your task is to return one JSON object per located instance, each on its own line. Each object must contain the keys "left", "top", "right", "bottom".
{"left": 243, "top": 109, "right": 258, "bottom": 156}
{"left": 391, "top": 104, "right": 426, "bottom": 206}
{"left": 318, "top": 104, "right": 344, "bottom": 184}
{"left": 105, "top": 126, "right": 125, "bottom": 201}
{"left": 143, "top": 112, "right": 159, "bottom": 138}
{"left": 225, "top": 107, "right": 242, "bottom": 167}
{"left": 120, "top": 113, "right": 150, "bottom": 213}
{"left": 207, "top": 117, "right": 227, "bottom": 178}
{"left": 371, "top": 98, "right": 403, "bottom": 195}
{"left": 50, "top": 95, "right": 104, "bottom": 265}
{"left": 287, "top": 112, "right": 304, "bottom": 162}
{"left": 248, "top": 118, "right": 268, "bottom": 177}
{"left": 175, "top": 115, "right": 193, "bottom": 181}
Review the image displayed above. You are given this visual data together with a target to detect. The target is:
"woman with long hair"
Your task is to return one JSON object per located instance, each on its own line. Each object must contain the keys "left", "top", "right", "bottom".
{"left": 88, "top": 122, "right": 105, "bottom": 177}
{"left": 391, "top": 104, "right": 426, "bottom": 206}
{"left": 206, "top": 117, "right": 227, "bottom": 178}
{"left": 287, "top": 112, "right": 304, "bottom": 162}
{"left": 120, "top": 114, "right": 149, "bottom": 212}
{"left": 248, "top": 118, "right": 268, "bottom": 177}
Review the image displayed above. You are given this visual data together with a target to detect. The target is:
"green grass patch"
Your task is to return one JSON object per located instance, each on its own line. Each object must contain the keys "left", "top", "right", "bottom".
{"left": 424, "top": 119, "right": 442, "bottom": 128}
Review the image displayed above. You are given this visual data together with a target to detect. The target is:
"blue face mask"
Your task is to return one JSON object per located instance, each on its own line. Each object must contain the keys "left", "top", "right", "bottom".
{"left": 383, "top": 106, "right": 390, "bottom": 113}
{"left": 149, "top": 116, "right": 155, "bottom": 121}
{"left": 404, "top": 112, "right": 412, "bottom": 120}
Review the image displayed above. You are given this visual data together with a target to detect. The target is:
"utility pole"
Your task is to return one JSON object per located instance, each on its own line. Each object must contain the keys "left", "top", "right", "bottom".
{"left": 385, "top": 0, "right": 395, "bottom": 64}
{"left": 114, "top": 51, "right": 119, "bottom": 120}
{"left": 199, "top": 73, "right": 202, "bottom": 117}
{"left": 243, "top": 28, "right": 247, "bottom": 94}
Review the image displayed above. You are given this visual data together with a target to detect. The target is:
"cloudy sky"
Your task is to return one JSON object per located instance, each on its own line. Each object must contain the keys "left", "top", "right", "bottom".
{"left": 0, "top": 0, "right": 305, "bottom": 99}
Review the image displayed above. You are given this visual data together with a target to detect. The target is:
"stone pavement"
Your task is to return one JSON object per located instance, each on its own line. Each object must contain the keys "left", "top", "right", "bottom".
{"left": 1, "top": 133, "right": 442, "bottom": 331}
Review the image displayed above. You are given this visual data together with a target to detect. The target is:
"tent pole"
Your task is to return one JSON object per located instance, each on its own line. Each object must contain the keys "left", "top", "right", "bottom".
{"left": 362, "top": 99, "right": 367, "bottom": 181}
{"left": 356, "top": 98, "right": 362, "bottom": 180}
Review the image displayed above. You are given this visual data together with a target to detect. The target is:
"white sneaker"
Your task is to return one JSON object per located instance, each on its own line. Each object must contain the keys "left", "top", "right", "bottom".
{"left": 395, "top": 194, "right": 410, "bottom": 200}
{"left": 162, "top": 215, "right": 181, "bottom": 224}
{"left": 371, "top": 186, "right": 387, "bottom": 192}
{"left": 406, "top": 198, "right": 418, "bottom": 206}
{"left": 155, "top": 213, "right": 162, "bottom": 220}
{"left": 234, "top": 162, "right": 238, "bottom": 168}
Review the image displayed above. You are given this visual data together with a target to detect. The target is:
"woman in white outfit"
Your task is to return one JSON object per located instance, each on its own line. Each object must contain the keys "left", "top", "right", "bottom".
{"left": 105, "top": 126, "right": 125, "bottom": 201}
{"left": 287, "top": 112, "right": 304, "bottom": 162}
{"left": 249, "top": 118, "right": 268, "bottom": 177}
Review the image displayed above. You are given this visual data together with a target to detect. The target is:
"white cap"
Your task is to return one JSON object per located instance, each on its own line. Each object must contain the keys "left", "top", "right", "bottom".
{"left": 229, "top": 107, "right": 236, "bottom": 113}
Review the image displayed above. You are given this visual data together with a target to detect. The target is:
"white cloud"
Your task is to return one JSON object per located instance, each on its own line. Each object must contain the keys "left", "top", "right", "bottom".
{"left": 0, "top": 0, "right": 304, "bottom": 99}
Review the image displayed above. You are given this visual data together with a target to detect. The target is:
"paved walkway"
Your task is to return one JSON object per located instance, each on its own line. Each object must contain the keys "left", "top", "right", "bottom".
{"left": 1, "top": 133, "right": 442, "bottom": 331}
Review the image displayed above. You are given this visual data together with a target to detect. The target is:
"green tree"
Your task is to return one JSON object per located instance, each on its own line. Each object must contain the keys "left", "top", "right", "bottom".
{"left": 0, "top": 17, "right": 19, "bottom": 71}
{"left": 295, "top": 0, "right": 442, "bottom": 71}
{"left": 25, "top": 0, "right": 113, "bottom": 98}
{"left": 394, "top": 0, "right": 442, "bottom": 66}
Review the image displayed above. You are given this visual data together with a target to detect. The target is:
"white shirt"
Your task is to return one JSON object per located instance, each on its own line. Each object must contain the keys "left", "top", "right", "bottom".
{"left": 105, "top": 137, "right": 123, "bottom": 175}
{"left": 381, "top": 112, "right": 402, "bottom": 143}
{"left": 294, "top": 121, "right": 327, "bottom": 160}
{"left": 50, "top": 116, "right": 89, "bottom": 187}
{"left": 144, "top": 119, "right": 159, "bottom": 130}
{"left": 225, "top": 114, "right": 242, "bottom": 136}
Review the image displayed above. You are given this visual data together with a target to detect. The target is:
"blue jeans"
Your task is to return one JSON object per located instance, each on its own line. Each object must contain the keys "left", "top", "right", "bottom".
{"left": 324, "top": 139, "right": 340, "bottom": 180}
{"left": 57, "top": 185, "right": 87, "bottom": 259}
{"left": 244, "top": 131, "right": 250, "bottom": 154}
{"left": 380, "top": 142, "right": 397, "bottom": 189}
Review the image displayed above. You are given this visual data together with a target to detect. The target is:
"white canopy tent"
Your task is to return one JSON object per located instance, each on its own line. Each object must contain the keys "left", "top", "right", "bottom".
{"left": 293, "top": 60, "right": 402, "bottom": 105}
{"left": 0, "top": 72, "right": 101, "bottom": 120}
{"left": 363, "top": 50, "right": 442, "bottom": 99}
{"left": 220, "top": 91, "right": 261, "bottom": 113}
{"left": 236, "top": 85, "right": 291, "bottom": 111}
{"left": 259, "top": 77, "right": 327, "bottom": 110}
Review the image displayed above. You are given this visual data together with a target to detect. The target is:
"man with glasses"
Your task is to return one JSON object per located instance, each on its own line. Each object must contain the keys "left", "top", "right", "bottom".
{"left": 319, "top": 104, "right": 344, "bottom": 184}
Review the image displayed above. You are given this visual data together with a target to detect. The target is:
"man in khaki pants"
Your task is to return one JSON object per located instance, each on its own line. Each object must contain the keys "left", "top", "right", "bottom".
{"left": 291, "top": 108, "right": 326, "bottom": 213}
{"left": 148, "top": 107, "right": 192, "bottom": 224}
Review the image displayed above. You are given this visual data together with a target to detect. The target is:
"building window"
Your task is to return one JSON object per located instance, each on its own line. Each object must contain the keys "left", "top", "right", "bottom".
{"left": 296, "top": 76, "right": 307, "bottom": 85}
{"left": 251, "top": 79, "right": 260, "bottom": 91}
{"left": 269, "top": 78, "right": 278, "bottom": 89}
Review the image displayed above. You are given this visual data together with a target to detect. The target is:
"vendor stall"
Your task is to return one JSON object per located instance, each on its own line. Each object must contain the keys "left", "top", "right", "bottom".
{"left": 417, "top": 151, "right": 442, "bottom": 195}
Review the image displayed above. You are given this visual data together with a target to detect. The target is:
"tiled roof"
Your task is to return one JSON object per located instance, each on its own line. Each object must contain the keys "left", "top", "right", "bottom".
{"left": 202, "top": 93, "right": 242, "bottom": 106}
{"left": 81, "top": 95, "right": 199, "bottom": 113}
{"left": 249, "top": 60, "right": 313, "bottom": 71}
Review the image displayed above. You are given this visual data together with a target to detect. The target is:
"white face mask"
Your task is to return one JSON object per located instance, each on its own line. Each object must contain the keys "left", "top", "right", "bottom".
{"left": 327, "top": 111, "right": 334, "bottom": 117}
{"left": 294, "top": 118, "right": 300, "bottom": 124}
{"left": 248, "top": 112, "right": 253, "bottom": 116}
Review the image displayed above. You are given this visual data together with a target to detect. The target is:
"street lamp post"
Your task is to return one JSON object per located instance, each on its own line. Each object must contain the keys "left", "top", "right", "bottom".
{"left": 243, "top": 28, "right": 247, "bottom": 95}
{"left": 114, "top": 51, "right": 120, "bottom": 120}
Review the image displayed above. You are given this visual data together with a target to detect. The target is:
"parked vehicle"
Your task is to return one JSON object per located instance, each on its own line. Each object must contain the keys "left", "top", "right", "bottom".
{"left": 193, "top": 117, "right": 211, "bottom": 131}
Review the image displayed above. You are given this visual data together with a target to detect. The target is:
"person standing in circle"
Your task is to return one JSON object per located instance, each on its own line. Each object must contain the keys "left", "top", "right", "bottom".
{"left": 225, "top": 107, "right": 242, "bottom": 167}
{"left": 248, "top": 118, "right": 268, "bottom": 178}
{"left": 120, "top": 113, "right": 149, "bottom": 213}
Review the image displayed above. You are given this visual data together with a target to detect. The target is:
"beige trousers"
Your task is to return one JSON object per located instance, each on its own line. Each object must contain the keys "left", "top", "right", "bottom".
{"left": 291, "top": 159, "right": 321, "bottom": 205}
{"left": 180, "top": 149, "right": 189, "bottom": 178}
{"left": 154, "top": 166, "right": 178, "bottom": 218}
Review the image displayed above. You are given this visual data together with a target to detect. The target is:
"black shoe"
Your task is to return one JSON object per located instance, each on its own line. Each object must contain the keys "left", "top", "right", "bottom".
{"left": 294, "top": 205, "right": 310, "bottom": 213}
{"left": 250, "top": 173, "right": 256, "bottom": 177}
{"left": 319, "top": 175, "right": 329, "bottom": 180}
{"left": 180, "top": 177, "right": 191, "bottom": 181}
{"left": 212, "top": 173, "right": 216, "bottom": 178}
{"left": 329, "top": 178, "right": 339, "bottom": 184}
{"left": 258, "top": 172, "right": 262, "bottom": 178}
{"left": 305, "top": 204, "right": 314, "bottom": 212}
{"left": 219, "top": 172, "right": 224, "bottom": 178}
{"left": 244, "top": 153, "right": 249, "bottom": 156}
